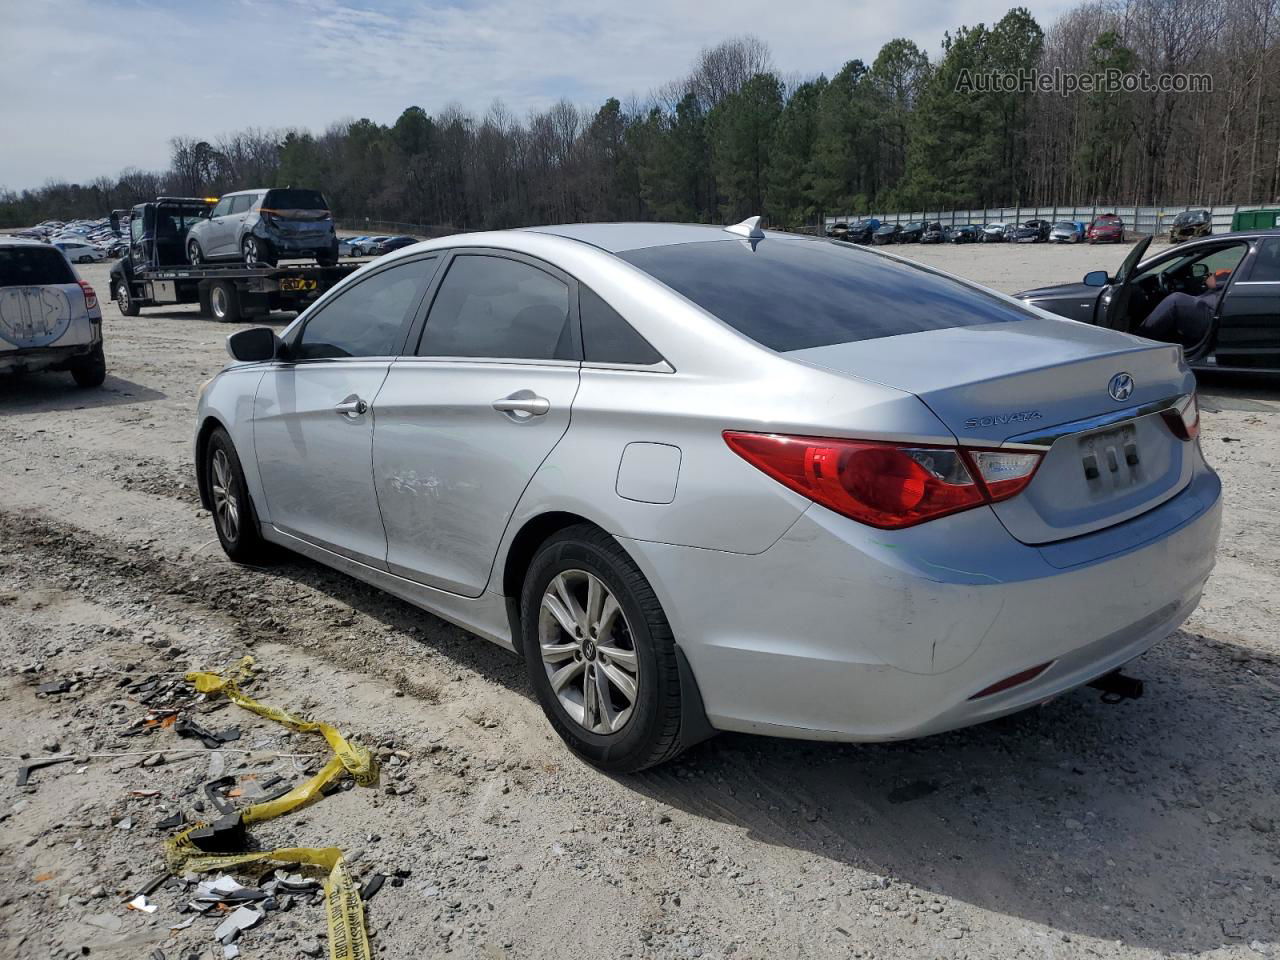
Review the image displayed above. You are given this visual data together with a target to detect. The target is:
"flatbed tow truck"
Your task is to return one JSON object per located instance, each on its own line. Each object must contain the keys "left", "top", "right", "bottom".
{"left": 108, "top": 197, "right": 359, "bottom": 323}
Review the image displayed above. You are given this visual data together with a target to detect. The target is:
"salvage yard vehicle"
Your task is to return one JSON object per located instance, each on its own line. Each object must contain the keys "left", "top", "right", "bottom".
{"left": 920, "top": 221, "right": 945, "bottom": 244}
{"left": 844, "top": 218, "right": 880, "bottom": 244}
{"left": 872, "top": 223, "right": 901, "bottom": 245}
{"left": 195, "top": 219, "right": 1221, "bottom": 772}
{"left": 52, "top": 239, "right": 107, "bottom": 263}
{"left": 946, "top": 223, "right": 980, "bottom": 243}
{"left": 1087, "top": 213, "right": 1125, "bottom": 243}
{"left": 1, "top": 237, "right": 105, "bottom": 387}
{"left": 980, "top": 222, "right": 1008, "bottom": 242}
{"left": 1169, "top": 209, "right": 1212, "bottom": 244}
{"left": 1049, "top": 221, "right": 1085, "bottom": 244}
{"left": 110, "top": 197, "right": 359, "bottom": 323}
{"left": 897, "top": 221, "right": 925, "bottom": 243}
{"left": 826, "top": 222, "right": 850, "bottom": 241}
{"left": 1016, "top": 229, "right": 1280, "bottom": 372}
{"left": 1008, "top": 219, "right": 1050, "bottom": 243}
{"left": 186, "top": 188, "right": 340, "bottom": 267}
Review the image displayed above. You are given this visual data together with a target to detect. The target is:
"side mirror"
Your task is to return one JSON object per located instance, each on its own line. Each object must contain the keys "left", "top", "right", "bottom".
{"left": 227, "top": 327, "right": 281, "bottom": 363}
{"left": 1083, "top": 270, "right": 1109, "bottom": 287}
{"left": 1190, "top": 263, "right": 1208, "bottom": 278}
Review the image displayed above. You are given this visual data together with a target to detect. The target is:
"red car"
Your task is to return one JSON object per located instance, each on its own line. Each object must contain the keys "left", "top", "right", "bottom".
{"left": 1087, "top": 214, "right": 1125, "bottom": 243}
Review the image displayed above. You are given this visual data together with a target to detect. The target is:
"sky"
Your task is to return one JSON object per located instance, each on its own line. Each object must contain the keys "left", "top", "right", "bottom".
{"left": 0, "top": 0, "right": 1078, "bottom": 191}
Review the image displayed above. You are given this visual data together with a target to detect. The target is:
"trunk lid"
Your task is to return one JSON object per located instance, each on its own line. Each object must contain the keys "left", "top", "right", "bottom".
{"left": 0, "top": 285, "right": 75, "bottom": 351}
{"left": 786, "top": 315, "right": 1196, "bottom": 544}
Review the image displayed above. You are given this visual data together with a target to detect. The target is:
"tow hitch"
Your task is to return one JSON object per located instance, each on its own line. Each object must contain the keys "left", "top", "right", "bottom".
{"left": 1087, "top": 670, "right": 1144, "bottom": 704}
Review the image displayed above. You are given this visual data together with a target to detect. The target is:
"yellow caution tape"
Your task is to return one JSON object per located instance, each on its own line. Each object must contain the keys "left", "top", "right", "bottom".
{"left": 164, "top": 657, "right": 378, "bottom": 960}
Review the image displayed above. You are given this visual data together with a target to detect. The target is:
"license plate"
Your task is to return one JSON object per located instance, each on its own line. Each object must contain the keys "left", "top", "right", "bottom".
{"left": 1078, "top": 424, "right": 1139, "bottom": 483}
{"left": 279, "top": 277, "right": 317, "bottom": 292}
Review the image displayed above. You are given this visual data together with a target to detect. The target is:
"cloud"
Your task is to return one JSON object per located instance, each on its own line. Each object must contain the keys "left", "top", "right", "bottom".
{"left": 0, "top": 0, "right": 1077, "bottom": 190}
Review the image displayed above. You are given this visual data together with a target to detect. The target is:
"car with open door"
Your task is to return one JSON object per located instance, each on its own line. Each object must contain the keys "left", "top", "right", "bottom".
{"left": 196, "top": 219, "right": 1220, "bottom": 772}
{"left": 1016, "top": 230, "right": 1280, "bottom": 371}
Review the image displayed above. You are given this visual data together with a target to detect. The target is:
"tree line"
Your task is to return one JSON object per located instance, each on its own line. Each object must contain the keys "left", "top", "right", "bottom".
{"left": 2, "top": 0, "right": 1277, "bottom": 231}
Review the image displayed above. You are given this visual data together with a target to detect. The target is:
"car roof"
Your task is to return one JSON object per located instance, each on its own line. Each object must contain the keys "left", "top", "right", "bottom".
{"left": 521, "top": 221, "right": 809, "bottom": 253}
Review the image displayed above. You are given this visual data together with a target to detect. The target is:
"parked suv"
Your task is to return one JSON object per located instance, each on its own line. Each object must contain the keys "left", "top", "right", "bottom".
{"left": 186, "top": 188, "right": 339, "bottom": 267}
{"left": 1, "top": 238, "right": 105, "bottom": 387}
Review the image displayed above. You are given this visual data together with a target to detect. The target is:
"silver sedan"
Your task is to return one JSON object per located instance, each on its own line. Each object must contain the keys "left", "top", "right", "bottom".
{"left": 194, "top": 220, "right": 1221, "bottom": 771}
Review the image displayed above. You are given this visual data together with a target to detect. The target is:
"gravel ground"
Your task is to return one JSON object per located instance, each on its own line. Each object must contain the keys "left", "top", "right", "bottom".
{"left": 1, "top": 242, "right": 1278, "bottom": 960}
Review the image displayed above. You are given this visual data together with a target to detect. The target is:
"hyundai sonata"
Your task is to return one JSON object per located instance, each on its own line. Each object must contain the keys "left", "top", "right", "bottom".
{"left": 195, "top": 219, "right": 1221, "bottom": 771}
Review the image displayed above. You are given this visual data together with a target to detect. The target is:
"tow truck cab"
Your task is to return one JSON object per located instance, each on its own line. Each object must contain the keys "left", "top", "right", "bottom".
{"left": 108, "top": 198, "right": 358, "bottom": 323}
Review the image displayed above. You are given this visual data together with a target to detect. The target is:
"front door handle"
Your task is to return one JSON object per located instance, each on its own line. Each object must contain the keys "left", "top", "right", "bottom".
{"left": 334, "top": 394, "right": 368, "bottom": 418}
{"left": 492, "top": 390, "right": 550, "bottom": 419}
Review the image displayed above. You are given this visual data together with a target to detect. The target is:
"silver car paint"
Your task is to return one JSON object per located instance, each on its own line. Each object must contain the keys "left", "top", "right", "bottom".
{"left": 1, "top": 238, "right": 101, "bottom": 373}
{"left": 196, "top": 224, "right": 1222, "bottom": 741}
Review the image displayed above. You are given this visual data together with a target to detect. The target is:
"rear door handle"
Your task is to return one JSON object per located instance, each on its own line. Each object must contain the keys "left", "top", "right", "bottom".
{"left": 334, "top": 395, "right": 368, "bottom": 418}
{"left": 492, "top": 390, "right": 550, "bottom": 419}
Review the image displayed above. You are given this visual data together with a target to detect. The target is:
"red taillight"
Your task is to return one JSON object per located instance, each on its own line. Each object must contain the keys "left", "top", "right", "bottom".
{"left": 968, "top": 661, "right": 1053, "bottom": 700}
{"left": 1161, "top": 394, "right": 1199, "bottom": 441}
{"left": 723, "top": 432, "right": 1042, "bottom": 530}
{"left": 78, "top": 280, "right": 98, "bottom": 311}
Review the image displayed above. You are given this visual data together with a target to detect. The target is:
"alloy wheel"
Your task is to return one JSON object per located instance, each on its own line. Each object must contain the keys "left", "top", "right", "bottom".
{"left": 538, "top": 569, "right": 639, "bottom": 735}
{"left": 210, "top": 449, "right": 240, "bottom": 542}
{"left": 243, "top": 237, "right": 259, "bottom": 264}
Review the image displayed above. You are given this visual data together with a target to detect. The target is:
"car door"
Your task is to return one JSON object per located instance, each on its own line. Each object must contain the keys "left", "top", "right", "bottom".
{"left": 1212, "top": 237, "right": 1280, "bottom": 369}
{"left": 200, "top": 197, "right": 234, "bottom": 257}
{"left": 1095, "top": 235, "right": 1152, "bottom": 330}
{"left": 372, "top": 249, "right": 582, "bottom": 597}
{"left": 253, "top": 254, "right": 440, "bottom": 566}
{"left": 228, "top": 193, "right": 258, "bottom": 254}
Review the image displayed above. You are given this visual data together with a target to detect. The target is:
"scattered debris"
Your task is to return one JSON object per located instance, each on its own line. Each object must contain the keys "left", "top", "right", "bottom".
{"left": 158, "top": 810, "right": 186, "bottom": 830}
{"left": 175, "top": 715, "right": 241, "bottom": 749}
{"left": 213, "top": 904, "right": 263, "bottom": 943}
{"left": 126, "top": 894, "right": 158, "bottom": 913}
{"left": 36, "top": 678, "right": 72, "bottom": 695}
{"left": 15, "top": 754, "right": 74, "bottom": 786}
{"left": 360, "top": 873, "right": 386, "bottom": 902}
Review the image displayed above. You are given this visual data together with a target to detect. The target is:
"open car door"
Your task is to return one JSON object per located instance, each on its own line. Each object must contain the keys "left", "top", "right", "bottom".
{"left": 1095, "top": 235, "right": 1152, "bottom": 332}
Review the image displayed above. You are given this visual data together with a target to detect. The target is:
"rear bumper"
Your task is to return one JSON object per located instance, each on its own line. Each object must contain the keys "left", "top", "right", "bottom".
{"left": 258, "top": 227, "right": 337, "bottom": 255}
{"left": 622, "top": 455, "right": 1221, "bottom": 742}
{"left": 0, "top": 318, "right": 101, "bottom": 374}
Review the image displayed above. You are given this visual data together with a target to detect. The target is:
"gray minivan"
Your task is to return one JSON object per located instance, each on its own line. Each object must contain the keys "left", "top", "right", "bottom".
{"left": 186, "top": 188, "right": 338, "bottom": 268}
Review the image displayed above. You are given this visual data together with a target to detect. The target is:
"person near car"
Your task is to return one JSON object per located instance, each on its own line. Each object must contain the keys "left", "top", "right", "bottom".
{"left": 1137, "top": 269, "right": 1231, "bottom": 346}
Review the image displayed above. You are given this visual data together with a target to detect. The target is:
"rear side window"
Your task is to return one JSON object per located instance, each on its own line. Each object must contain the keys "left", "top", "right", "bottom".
{"left": 619, "top": 239, "right": 1030, "bottom": 352}
{"left": 1249, "top": 238, "right": 1280, "bottom": 282}
{"left": 294, "top": 257, "right": 436, "bottom": 360}
{"left": 0, "top": 246, "right": 76, "bottom": 286}
{"left": 264, "top": 189, "right": 328, "bottom": 212}
{"left": 418, "top": 255, "right": 576, "bottom": 361}
{"left": 230, "top": 194, "right": 256, "bottom": 215}
{"left": 580, "top": 286, "right": 663, "bottom": 365}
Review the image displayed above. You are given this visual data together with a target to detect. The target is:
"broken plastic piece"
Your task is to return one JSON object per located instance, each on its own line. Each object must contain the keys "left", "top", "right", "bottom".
{"left": 127, "top": 894, "right": 158, "bottom": 913}
{"left": 186, "top": 812, "right": 247, "bottom": 854}
{"left": 360, "top": 874, "right": 386, "bottom": 902}
{"left": 213, "top": 905, "right": 263, "bottom": 943}
{"left": 15, "top": 754, "right": 74, "bottom": 786}
{"left": 37, "top": 679, "right": 72, "bottom": 695}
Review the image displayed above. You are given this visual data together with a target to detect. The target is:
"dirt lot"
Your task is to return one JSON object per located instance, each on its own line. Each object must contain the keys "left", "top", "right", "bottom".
{"left": 1, "top": 242, "right": 1278, "bottom": 960}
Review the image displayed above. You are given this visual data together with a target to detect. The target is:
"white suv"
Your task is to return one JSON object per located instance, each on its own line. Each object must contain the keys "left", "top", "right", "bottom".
{"left": 0, "top": 238, "right": 105, "bottom": 386}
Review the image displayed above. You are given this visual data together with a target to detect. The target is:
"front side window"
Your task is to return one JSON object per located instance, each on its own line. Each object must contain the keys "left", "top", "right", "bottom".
{"left": 294, "top": 257, "right": 436, "bottom": 360}
{"left": 418, "top": 254, "right": 575, "bottom": 361}
{"left": 620, "top": 239, "right": 1031, "bottom": 352}
{"left": 211, "top": 197, "right": 233, "bottom": 218}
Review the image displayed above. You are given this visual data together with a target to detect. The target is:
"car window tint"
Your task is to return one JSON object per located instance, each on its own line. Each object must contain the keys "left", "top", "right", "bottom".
{"left": 1196, "top": 244, "right": 1248, "bottom": 275}
{"left": 620, "top": 239, "right": 1030, "bottom": 352}
{"left": 0, "top": 246, "right": 76, "bottom": 286}
{"left": 1251, "top": 238, "right": 1280, "bottom": 282}
{"left": 295, "top": 258, "right": 435, "bottom": 360}
{"left": 580, "top": 286, "right": 663, "bottom": 365}
{"left": 211, "top": 198, "right": 233, "bottom": 218}
{"left": 419, "top": 255, "right": 575, "bottom": 361}
{"left": 230, "top": 195, "right": 255, "bottom": 215}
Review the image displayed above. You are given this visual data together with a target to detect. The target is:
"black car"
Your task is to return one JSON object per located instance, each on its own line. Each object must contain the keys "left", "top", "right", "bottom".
{"left": 897, "top": 221, "right": 925, "bottom": 243}
{"left": 1007, "top": 219, "right": 1051, "bottom": 243}
{"left": 1015, "top": 230, "right": 1280, "bottom": 371}
{"left": 920, "top": 221, "right": 945, "bottom": 244}
{"left": 945, "top": 224, "right": 980, "bottom": 243}
{"left": 1169, "top": 209, "right": 1212, "bottom": 244}
{"left": 872, "top": 223, "right": 901, "bottom": 245}
{"left": 377, "top": 236, "right": 420, "bottom": 254}
{"left": 845, "top": 218, "right": 881, "bottom": 245}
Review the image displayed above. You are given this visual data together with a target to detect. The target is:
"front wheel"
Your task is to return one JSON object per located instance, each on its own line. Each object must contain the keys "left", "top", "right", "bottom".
{"left": 115, "top": 281, "right": 139, "bottom": 316}
{"left": 206, "top": 427, "right": 273, "bottom": 564}
{"left": 521, "top": 524, "right": 686, "bottom": 772}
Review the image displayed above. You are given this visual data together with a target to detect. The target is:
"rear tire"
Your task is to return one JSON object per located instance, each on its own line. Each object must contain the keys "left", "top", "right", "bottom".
{"left": 70, "top": 345, "right": 106, "bottom": 388}
{"left": 208, "top": 281, "right": 241, "bottom": 323}
{"left": 520, "top": 524, "right": 686, "bottom": 772}
{"left": 242, "top": 236, "right": 276, "bottom": 267}
{"left": 206, "top": 427, "right": 273, "bottom": 564}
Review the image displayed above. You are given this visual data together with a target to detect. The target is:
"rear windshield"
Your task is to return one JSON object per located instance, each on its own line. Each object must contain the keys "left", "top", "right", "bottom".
{"left": 1053, "top": 221, "right": 1077, "bottom": 230}
{"left": 263, "top": 189, "right": 329, "bottom": 212}
{"left": 1174, "top": 211, "right": 1208, "bottom": 224}
{"left": 0, "top": 245, "right": 76, "bottom": 287}
{"left": 619, "top": 239, "right": 1029, "bottom": 352}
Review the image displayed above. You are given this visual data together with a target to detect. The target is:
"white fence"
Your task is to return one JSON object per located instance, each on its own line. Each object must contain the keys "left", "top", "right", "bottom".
{"left": 824, "top": 204, "right": 1278, "bottom": 236}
